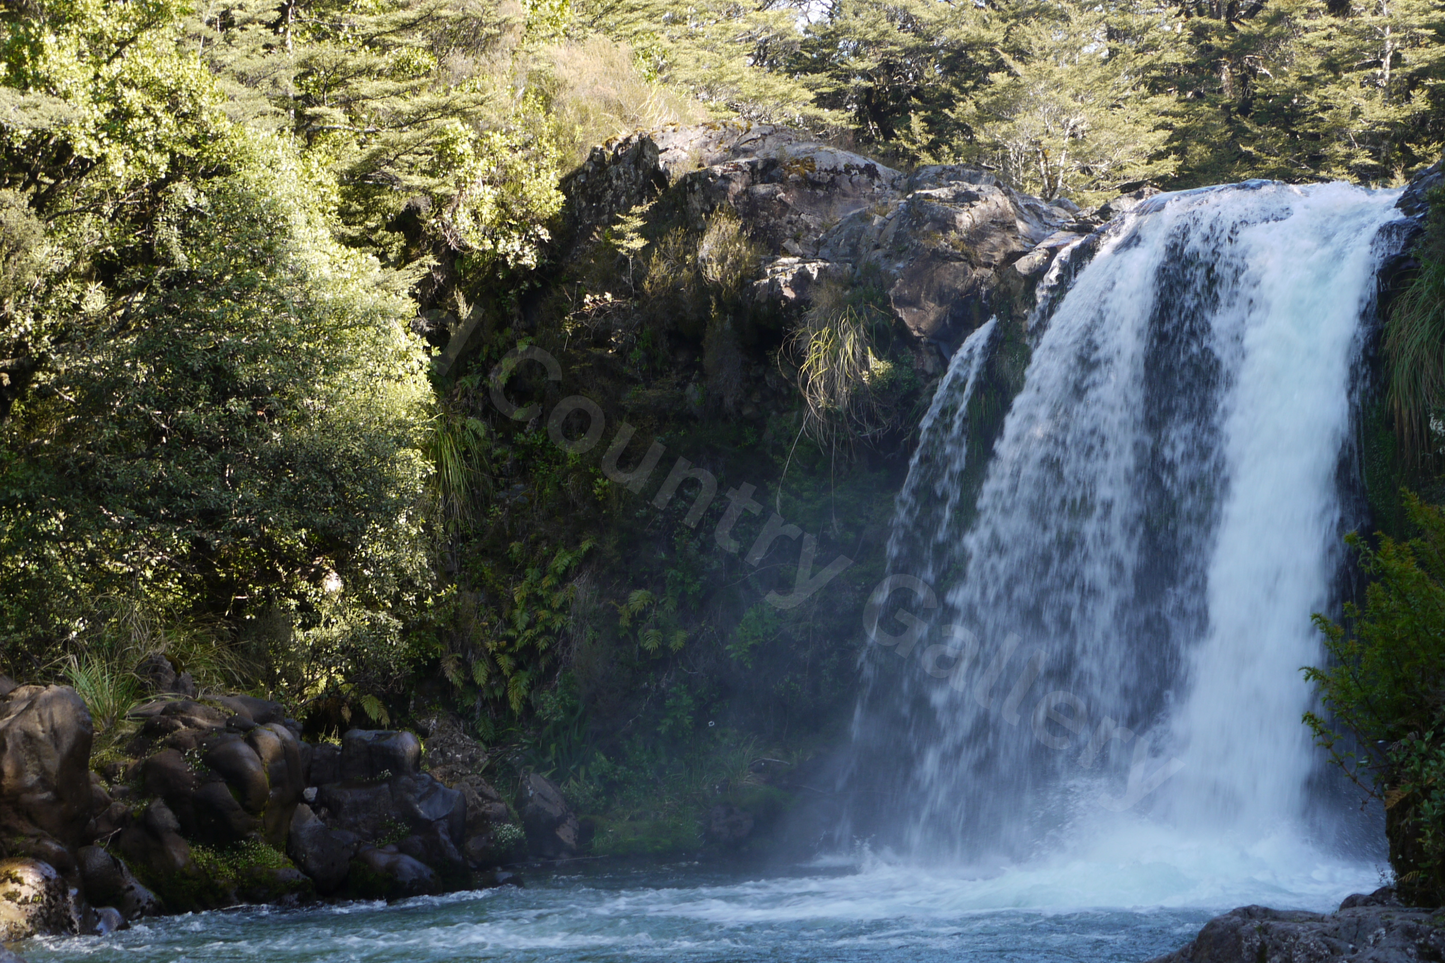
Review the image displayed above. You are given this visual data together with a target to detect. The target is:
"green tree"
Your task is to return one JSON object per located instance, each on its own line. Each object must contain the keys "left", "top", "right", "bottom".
{"left": 1, "top": 129, "right": 435, "bottom": 699}
{"left": 795, "top": 0, "right": 998, "bottom": 152}
{"left": 951, "top": 1, "right": 1177, "bottom": 202}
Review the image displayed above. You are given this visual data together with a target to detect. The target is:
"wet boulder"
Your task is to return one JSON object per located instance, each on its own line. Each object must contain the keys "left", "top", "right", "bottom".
{"left": 517, "top": 773, "right": 579, "bottom": 859}
{"left": 398, "top": 823, "right": 467, "bottom": 888}
{"left": 317, "top": 773, "right": 463, "bottom": 845}
{"left": 0, "top": 858, "right": 75, "bottom": 940}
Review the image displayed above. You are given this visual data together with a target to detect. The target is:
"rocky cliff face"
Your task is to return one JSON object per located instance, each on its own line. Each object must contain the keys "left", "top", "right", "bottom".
{"left": 442, "top": 122, "right": 1093, "bottom": 386}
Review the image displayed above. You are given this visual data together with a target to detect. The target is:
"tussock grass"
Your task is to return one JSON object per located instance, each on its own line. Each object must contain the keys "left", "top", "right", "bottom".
{"left": 62, "top": 652, "right": 140, "bottom": 734}
{"left": 789, "top": 280, "right": 902, "bottom": 450}
{"left": 1388, "top": 192, "right": 1445, "bottom": 464}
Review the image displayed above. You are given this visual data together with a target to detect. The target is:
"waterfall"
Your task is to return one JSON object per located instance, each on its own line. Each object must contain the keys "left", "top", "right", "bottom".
{"left": 846, "top": 181, "right": 1408, "bottom": 871}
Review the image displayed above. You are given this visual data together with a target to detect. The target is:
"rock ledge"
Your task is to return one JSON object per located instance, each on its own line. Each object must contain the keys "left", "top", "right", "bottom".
{"left": 1149, "top": 888, "right": 1445, "bottom": 963}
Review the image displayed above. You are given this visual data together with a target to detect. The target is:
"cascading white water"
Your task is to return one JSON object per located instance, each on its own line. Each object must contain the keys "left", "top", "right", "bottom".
{"left": 847, "top": 181, "right": 1407, "bottom": 880}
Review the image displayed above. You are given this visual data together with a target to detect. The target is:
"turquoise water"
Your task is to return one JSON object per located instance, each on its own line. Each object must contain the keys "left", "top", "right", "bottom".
{"left": 20, "top": 849, "right": 1379, "bottom": 963}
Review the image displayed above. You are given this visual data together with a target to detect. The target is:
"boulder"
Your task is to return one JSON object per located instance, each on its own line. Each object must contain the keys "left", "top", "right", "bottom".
{"left": 349, "top": 847, "right": 440, "bottom": 900}
{"left": 0, "top": 685, "right": 94, "bottom": 850}
{"left": 309, "top": 743, "right": 341, "bottom": 786}
{"left": 340, "top": 729, "right": 421, "bottom": 782}
{"left": 286, "top": 804, "right": 360, "bottom": 896}
{"left": 1399, "top": 158, "right": 1442, "bottom": 218}
{"left": 246, "top": 723, "right": 305, "bottom": 847}
{"left": 398, "top": 823, "right": 467, "bottom": 887}
{"left": 0, "top": 858, "right": 74, "bottom": 940}
{"left": 92, "top": 905, "right": 125, "bottom": 936}
{"left": 117, "top": 800, "right": 193, "bottom": 884}
{"left": 212, "top": 695, "right": 285, "bottom": 726}
{"left": 318, "top": 773, "right": 463, "bottom": 845}
{"left": 135, "top": 653, "right": 195, "bottom": 698}
{"left": 419, "top": 715, "right": 489, "bottom": 786}
{"left": 460, "top": 777, "right": 511, "bottom": 838}
{"left": 812, "top": 171, "right": 1071, "bottom": 345}
{"left": 191, "top": 780, "right": 261, "bottom": 843}
{"left": 462, "top": 827, "right": 524, "bottom": 870}
{"left": 203, "top": 736, "right": 269, "bottom": 813}
{"left": 76, "top": 845, "right": 159, "bottom": 920}
{"left": 1148, "top": 901, "right": 1445, "bottom": 963}
{"left": 392, "top": 774, "right": 465, "bottom": 845}
{"left": 141, "top": 748, "right": 199, "bottom": 826}
{"left": 154, "top": 699, "right": 230, "bottom": 731}
{"left": 316, "top": 780, "right": 395, "bottom": 839}
{"left": 517, "top": 773, "right": 579, "bottom": 859}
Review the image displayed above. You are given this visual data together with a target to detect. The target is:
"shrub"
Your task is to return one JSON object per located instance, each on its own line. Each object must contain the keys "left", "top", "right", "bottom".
{"left": 1306, "top": 491, "right": 1445, "bottom": 903}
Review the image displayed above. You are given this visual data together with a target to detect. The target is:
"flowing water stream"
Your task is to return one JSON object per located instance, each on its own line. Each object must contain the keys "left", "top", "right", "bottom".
{"left": 23, "top": 181, "right": 1412, "bottom": 961}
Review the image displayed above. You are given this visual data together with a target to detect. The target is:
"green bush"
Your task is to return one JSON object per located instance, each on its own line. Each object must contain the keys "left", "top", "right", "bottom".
{"left": 1306, "top": 491, "right": 1445, "bottom": 904}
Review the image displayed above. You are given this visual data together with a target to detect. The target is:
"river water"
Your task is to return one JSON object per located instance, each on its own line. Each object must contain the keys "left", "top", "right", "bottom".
{"left": 22, "top": 848, "right": 1378, "bottom": 962}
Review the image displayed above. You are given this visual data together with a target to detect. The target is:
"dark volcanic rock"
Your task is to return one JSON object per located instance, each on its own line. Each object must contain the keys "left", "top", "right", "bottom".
{"left": 76, "top": 845, "right": 159, "bottom": 920}
{"left": 309, "top": 742, "right": 341, "bottom": 786}
{"left": 349, "top": 846, "right": 440, "bottom": 899}
{"left": 136, "top": 653, "right": 195, "bottom": 697}
{"left": 0, "top": 685, "right": 95, "bottom": 852}
{"left": 1148, "top": 896, "right": 1445, "bottom": 963}
{"left": 341, "top": 729, "right": 422, "bottom": 782}
{"left": 204, "top": 736, "right": 269, "bottom": 813}
{"left": 547, "top": 123, "right": 1076, "bottom": 362}
{"left": 287, "top": 804, "right": 360, "bottom": 895}
{"left": 517, "top": 772, "right": 579, "bottom": 859}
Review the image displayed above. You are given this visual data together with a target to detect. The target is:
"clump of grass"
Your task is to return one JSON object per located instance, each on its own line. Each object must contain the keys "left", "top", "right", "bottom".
{"left": 789, "top": 280, "right": 903, "bottom": 450}
{"left": 428, "top": 401, "right": 490, "bottom": 534}
{"left": 1388, "top": 186, "right": 1445, "bottom": 464}
{"left": 61, "top": 652, "right": 140, "bottom": 734}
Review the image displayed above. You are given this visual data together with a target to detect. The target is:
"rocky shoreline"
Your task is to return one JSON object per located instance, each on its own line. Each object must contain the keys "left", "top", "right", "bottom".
{"left": 0, "top": 674, "right": 568, "bottom": 952}
{"left": 1147, "top": 888, "right": 1445, "bottom": 963}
